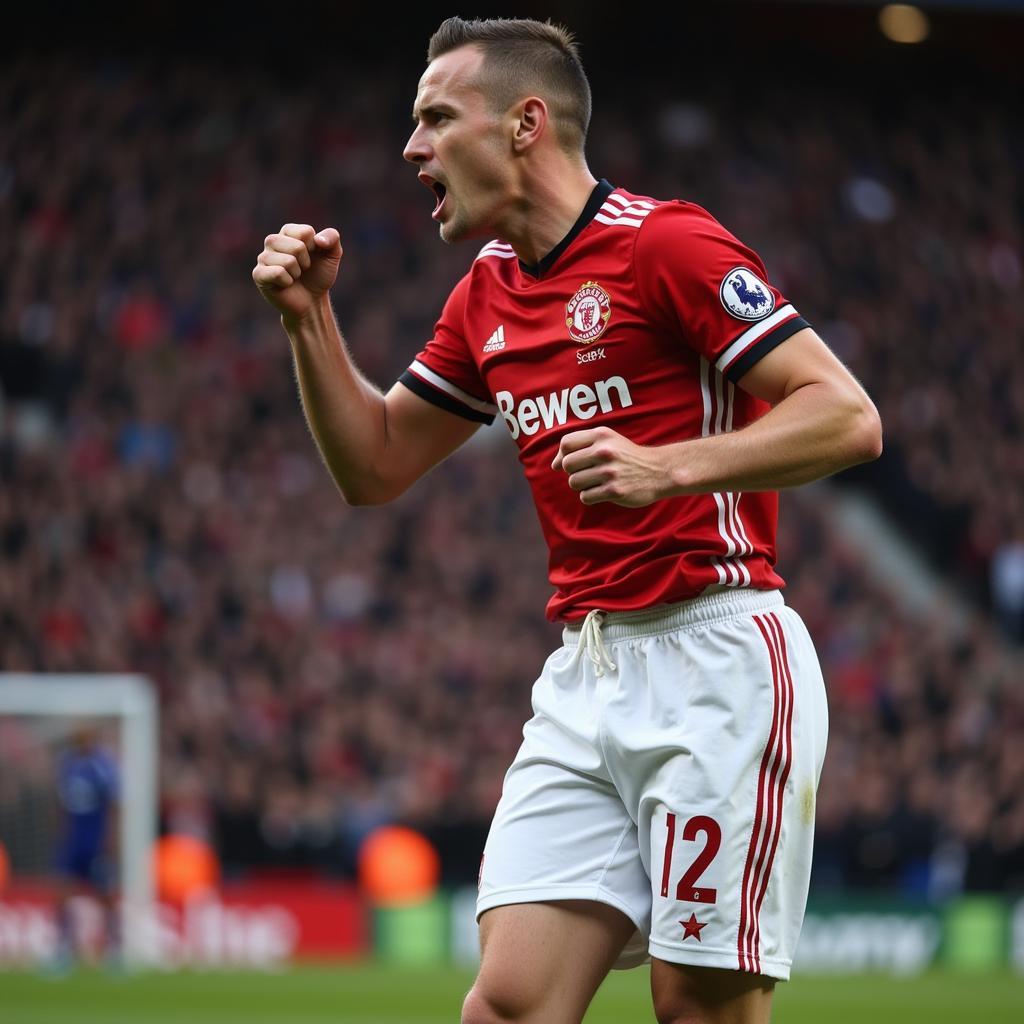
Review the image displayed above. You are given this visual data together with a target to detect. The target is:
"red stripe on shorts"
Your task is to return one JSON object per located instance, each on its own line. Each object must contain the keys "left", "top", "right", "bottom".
{"left": 749, "top": 610, "right": 794, "bottom": 970}
{"left": 737, "top": 614, "right": 783, "bottom": 973}
{"left": 747, "top": 613, "right": 795, "bottom": 973}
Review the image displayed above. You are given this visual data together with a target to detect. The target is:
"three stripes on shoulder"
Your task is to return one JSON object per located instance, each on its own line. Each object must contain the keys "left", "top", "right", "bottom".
{"left": 476, "top": 192, "right": 656, "bottom": 263}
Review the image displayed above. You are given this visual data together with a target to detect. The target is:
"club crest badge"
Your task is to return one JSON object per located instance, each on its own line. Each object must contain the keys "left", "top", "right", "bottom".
{"left": 720, "top": 267, "right": 776, "bottom": 321}
{"left": 566, "top": 281, "right": 611, "bottom": 343}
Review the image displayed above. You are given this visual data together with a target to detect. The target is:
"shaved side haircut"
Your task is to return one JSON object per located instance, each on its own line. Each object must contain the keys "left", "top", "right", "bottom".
{"left": 427, "top": 16, "right": 592, "bottom": 154}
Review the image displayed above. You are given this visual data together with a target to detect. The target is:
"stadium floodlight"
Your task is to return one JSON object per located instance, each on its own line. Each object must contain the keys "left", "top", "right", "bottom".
{"left": 879, "top": 4, "right": 930, "bottom": 43}
{"left": 0, "top": 674, "right": 157, "bottom": 966}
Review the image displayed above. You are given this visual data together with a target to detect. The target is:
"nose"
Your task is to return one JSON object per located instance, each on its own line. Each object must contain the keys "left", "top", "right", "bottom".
{"left": 403, "top": 124, "right": 431, "bottom": 165}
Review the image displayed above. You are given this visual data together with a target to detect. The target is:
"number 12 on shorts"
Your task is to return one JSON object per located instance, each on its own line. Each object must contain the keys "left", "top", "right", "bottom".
{"left": 660, "top": 812, "right": 722, "bottom": 904}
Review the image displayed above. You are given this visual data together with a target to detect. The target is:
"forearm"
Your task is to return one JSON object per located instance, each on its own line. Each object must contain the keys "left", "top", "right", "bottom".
{"left": 662, "top": 380, "right": 882, "bottom": 495}
{"left": 284, "top": 295, "right": 391, "bottom": 505}
{"left": 555, "top": 327, "right": 883, "bottom": 508}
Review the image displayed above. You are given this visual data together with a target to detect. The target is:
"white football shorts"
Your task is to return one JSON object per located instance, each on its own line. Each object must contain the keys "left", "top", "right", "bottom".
{"left": 477, "top": 588, "right": 828, "bottom": 980}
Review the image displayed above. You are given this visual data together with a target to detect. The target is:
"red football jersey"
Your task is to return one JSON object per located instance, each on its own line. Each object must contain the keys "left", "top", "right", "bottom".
{"left": 399, "top": 180, "right": 809, "bottom": 622}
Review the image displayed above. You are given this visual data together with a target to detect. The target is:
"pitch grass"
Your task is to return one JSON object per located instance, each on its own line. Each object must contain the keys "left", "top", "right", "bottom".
{"left": 3, "top": 963, "right": 1022, "bottom": 1023}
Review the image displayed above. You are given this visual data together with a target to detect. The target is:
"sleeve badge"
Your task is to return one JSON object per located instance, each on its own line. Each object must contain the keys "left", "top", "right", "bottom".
{"left": 719, "top": 267, "right": 776, "bottom": 321}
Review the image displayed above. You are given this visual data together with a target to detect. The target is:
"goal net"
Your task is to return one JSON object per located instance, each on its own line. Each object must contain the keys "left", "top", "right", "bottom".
{"left": 0, "top": 674, "right": 157, "bottom": 966}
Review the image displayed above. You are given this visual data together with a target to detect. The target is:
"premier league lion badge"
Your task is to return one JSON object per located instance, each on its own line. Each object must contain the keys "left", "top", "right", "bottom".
{"left": 566, "top": 281, "right": 612, "bottom": 343}
{"left": 720, "top": 267, "right": 776, "bottom": 321}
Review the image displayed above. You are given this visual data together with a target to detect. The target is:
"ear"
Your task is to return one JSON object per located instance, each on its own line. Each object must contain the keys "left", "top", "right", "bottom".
{"left": 511, "top": 97, "right": 548, "bottom": 153}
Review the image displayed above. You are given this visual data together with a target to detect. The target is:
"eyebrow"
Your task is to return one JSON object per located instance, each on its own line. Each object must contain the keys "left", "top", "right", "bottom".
{"left": 411, "top": 103, "right": 456, "bottom": 124}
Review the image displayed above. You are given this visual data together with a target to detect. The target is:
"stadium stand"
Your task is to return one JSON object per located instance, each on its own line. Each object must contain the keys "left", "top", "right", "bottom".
{"left": 0, "top": 49, "right": 1021, "bottom": 898}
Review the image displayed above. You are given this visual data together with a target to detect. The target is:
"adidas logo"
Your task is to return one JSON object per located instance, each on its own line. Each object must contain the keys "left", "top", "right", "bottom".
{"left": 483, "top": 325, "right": 506, "bottom": 352}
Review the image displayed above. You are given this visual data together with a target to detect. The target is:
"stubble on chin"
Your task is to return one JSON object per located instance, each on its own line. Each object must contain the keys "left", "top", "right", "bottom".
{"left": 438, "top": 216, "right": 464, "bottom": 245}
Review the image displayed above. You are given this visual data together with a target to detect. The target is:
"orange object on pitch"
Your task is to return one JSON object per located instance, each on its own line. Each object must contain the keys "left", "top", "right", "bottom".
{"left": 153, "top": 834, "right": 219, "bottom": 903}
{"left": 358, "top": 825, "right": 440, "bottom": 906}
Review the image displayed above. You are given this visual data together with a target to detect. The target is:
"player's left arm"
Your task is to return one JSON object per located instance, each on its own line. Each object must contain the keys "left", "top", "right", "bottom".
{"left": 553, "top": 326, "right": 882, "bottom": 506}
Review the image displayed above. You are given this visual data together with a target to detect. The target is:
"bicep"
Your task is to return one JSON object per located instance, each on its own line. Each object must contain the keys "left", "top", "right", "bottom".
{"left": 380, "top": 381, "right": 481, "bottom": 494}
{"left": 734, "top": 327, "right": 872, "bottom": 406}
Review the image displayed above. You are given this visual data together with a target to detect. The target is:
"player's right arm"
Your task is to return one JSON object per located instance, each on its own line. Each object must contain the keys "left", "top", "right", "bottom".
{"left": 252, "top": 224, "right": 480, "bottom": 505}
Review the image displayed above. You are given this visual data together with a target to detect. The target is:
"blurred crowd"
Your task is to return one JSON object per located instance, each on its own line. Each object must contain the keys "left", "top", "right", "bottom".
{"left": 0, "top": 53, "right": 1022, "bottom": 897}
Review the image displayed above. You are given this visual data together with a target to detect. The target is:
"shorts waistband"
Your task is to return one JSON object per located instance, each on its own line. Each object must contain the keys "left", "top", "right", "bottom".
{"left": 561, "top": 588, "right": 784, "bottom": 645}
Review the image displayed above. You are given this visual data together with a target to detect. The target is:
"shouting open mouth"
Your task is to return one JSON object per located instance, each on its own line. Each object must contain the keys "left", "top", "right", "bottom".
{"left": 418, "top": 174, "right": 449, "bottom": 220}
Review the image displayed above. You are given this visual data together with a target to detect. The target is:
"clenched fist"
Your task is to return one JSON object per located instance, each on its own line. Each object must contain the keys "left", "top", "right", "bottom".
{"left": 252, "top": 223, "right": 342, "bottom": 324}
{"left": 552, "top": 425, "right": 672, "bottom": 507}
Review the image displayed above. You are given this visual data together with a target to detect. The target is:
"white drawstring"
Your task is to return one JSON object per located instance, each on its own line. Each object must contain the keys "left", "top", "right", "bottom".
{"left": 572, "top": 609, "right": 617, "bottom": 677}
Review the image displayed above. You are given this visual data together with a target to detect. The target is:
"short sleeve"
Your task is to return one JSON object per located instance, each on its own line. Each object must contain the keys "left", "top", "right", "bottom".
{"left": 634, "top": 202, "right": 810, "bottom": 382}
{"left": 398, "top": 273, "right": 497, "bottom": 424}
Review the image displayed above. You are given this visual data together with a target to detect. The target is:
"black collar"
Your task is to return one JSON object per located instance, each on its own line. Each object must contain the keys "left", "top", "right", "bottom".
{"left": 518, "top": 179, "right": 615, "bottom": 278}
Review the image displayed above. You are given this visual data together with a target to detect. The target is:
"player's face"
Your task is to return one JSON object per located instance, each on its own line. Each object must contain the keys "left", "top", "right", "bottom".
{"left": 404, "top": 46, "right": 513, "bottom": 244}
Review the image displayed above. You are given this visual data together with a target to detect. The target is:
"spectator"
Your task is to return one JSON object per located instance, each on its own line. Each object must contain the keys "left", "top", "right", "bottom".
{"left": 0, "top": 53, "right": 1020, "bottom": 897}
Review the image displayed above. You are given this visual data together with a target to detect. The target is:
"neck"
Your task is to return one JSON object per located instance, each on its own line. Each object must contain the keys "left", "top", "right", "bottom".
{"left": 498, "top": 164, "right": 599, "bottom": 266}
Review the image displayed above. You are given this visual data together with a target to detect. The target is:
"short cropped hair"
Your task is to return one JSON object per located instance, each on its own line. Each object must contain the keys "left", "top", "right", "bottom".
{"left": 427, "top": 16, "right": 592, "bottom": 154}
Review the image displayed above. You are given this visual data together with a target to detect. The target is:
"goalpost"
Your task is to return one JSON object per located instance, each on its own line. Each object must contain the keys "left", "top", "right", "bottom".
{"left": 0, "top": 673, "right": 158, "bottom": 965}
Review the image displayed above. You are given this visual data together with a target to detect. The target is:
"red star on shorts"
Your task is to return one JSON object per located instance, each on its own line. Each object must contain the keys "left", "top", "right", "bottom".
{"left": 680, "top": 913, "right": 708, "bottom": 942}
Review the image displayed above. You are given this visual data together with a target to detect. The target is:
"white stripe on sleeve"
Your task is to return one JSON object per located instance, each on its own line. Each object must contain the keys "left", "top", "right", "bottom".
{"left": 408, "top": 360, "right": 497, "bottom": 415}
{"left": 714, "top": 305, "right": 797, "bottom": 374}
